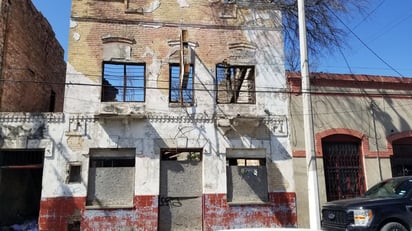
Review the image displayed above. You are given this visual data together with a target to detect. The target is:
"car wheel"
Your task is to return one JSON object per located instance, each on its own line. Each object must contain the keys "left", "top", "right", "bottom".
{"left": 381, "top": 222, "right": 408, "bottom": 231}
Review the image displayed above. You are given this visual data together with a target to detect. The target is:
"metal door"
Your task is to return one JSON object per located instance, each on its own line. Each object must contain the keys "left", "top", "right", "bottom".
{"left": 159, "top": 149, "right": 202, "bottom": 231}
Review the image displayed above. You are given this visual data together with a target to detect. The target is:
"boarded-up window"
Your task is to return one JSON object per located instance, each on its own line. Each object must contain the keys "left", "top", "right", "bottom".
{"left": 86, "top": 149, "right": 135, "bottom": 207}
{"left": 216, "top": 64, "right": 255, "bottom": 104}
{"left": 226, "top": 149, "right": 268, "bottom": 203}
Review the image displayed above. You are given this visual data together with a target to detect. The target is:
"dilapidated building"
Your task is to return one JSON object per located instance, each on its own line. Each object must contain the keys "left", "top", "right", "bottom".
{"left": 0, "top": 0, "right": 66, "bottom": 112}
{"left": 2, "top": 0, "right": 295, "bottom": 230}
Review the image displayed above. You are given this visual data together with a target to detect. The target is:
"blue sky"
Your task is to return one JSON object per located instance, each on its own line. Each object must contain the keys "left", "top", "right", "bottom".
{"left": 32, "top": 0, "right": 412, "bottom": 77}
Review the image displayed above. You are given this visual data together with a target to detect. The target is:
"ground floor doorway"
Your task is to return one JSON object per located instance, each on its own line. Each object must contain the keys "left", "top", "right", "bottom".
{"left": 159, "top": 148, "right": 203, "bottom": 231}
{"left": 0, "top": 150, "right": 44, "bottom": 227}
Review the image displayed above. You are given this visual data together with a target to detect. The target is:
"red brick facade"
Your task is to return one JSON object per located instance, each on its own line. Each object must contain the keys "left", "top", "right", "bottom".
{"left": 0, "top": 0, "right": 65, "bottom": 112}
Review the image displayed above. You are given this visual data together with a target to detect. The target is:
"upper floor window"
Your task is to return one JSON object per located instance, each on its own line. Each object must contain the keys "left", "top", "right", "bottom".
{"left": 216, "top": 64, "right": 255, "bottom": 104}
{"left": 101, "top": 62, "right": 145, "bottom": 102}
{"left": 169, "top": 64, "right": 193, "bottom": 104}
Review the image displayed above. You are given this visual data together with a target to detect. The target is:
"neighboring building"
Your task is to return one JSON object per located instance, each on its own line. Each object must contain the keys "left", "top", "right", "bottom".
{"left": 0, "top": 0, "right": 66, "bottom": 229}
{"left": 2, "top": 0, "right": 294, "bottom": 230}
{"left": 288, "top": 72, "right": 412, "bottom": 227}
{"left": 0, "top": 0, "right": 66, "bottom": 112}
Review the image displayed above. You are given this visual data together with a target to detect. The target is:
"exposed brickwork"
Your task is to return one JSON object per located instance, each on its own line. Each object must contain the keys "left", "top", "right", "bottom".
{"left": 0, "top": 0, "right": 66, "bottom": 112}
{"left": 38, "top": 197, "right": 85, "bottom": 231}
{"left": 203, "top": 193, "right": 297, "bottom": 230}
{"left": 39, "top": 196, "right": 158, "bottom": 231}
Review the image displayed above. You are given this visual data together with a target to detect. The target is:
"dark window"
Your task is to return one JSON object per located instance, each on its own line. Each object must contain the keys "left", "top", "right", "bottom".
{"left": 102, "top": 62, "right": 145, "bottom": 102}
{"left": 49, "top": 90, "right": 56, "bottom": 112}
{"left": 391, "top": 140, "right": 412, "bottom": 177}
{"left": 216, "top": 64, "right": 255, "bottom": 104}
{"left": 67, "top": 163, "right": 81, "bottom": 183}
{"left": 169, "top": 64, "right": 193, "bottom": 103}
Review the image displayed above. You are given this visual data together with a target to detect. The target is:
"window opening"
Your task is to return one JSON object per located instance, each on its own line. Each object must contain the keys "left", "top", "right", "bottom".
{"left": 169, "top": 64, "right": 193, "bottom": 104}
{"left": 216, "top": 63, "right": 255, "bottom": 104}
{"left": 102, "top": 62, "right": 145, "bottom": 102}
{"left": 49, "top": 90, "right": 56, "bottom": 112}
{"left": 161, "top": 148, "right": 202, "bottom": 161}
{"left": 67, "top": 163, "right": 81, "bottom": 183}
{"left": 226, "top": 158, "right": 265, "bottom": 166}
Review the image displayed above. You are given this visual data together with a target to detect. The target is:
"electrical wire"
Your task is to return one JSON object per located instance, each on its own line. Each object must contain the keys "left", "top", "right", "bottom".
{"left": 326, "top": 6, "right": 405, "bottom": 77}
{"left": 352, "top": 0, "right": 386, "bottom": 31}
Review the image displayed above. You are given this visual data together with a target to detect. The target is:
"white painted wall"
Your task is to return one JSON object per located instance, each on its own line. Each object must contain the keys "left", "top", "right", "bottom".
{"left": 0, "top": 12, "right": 292, "bottom": 200}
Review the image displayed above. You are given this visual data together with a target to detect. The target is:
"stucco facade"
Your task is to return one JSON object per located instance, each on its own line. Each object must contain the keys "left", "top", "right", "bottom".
{"left": 1, "top": 1, "right": 294, "bottom": 230}
{"left": 288, "top": 72, "right": 412, "bottom": 227}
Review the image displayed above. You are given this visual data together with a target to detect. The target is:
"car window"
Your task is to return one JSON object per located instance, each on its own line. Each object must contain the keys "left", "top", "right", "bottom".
{"left": 364, "top": 178, "right": 412, "bottom": 198}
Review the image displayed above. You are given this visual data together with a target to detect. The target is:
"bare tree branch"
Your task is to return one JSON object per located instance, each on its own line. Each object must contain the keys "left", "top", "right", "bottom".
{"left": 274, "top": 0, "right": 368, "bottom": 71}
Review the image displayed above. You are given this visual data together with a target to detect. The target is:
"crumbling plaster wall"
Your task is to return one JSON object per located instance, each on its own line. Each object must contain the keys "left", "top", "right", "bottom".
{"left": 58, "top": 0, "right": 292, "bottom": 200}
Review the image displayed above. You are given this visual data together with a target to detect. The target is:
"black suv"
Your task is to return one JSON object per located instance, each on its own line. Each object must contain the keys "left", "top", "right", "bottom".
{"left": 321, "top": 176, "right": 412, "bottom": 231}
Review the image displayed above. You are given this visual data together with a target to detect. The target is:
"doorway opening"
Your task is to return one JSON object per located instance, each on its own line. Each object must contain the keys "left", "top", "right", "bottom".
{"left": 0, "top": 149, "right": 44, "bottom": 226}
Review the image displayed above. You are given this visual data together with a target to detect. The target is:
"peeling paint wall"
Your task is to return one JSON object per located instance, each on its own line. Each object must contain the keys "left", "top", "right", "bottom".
{"left": 1, "top": 0, "right": 294, "bottom": 230}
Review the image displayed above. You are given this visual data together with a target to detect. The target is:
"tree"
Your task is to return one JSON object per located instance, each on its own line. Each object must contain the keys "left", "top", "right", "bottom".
{"left": 277, "top": 0, "right": 368, "bottom": 71}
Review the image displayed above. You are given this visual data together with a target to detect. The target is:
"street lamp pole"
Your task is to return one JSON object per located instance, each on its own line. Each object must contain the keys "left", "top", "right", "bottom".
{"left": 297, "top": 0, "right": 321, "bottom": 229}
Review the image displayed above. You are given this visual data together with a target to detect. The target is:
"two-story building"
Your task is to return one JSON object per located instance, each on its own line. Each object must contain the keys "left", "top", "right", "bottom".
{"left": 9, "top": 0, "right": 294, "bottom": 230}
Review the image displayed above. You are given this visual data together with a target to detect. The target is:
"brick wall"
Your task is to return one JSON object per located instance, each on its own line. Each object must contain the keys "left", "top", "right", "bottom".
{"left": 0, "top": 0, "right": 66, "bottom": 112}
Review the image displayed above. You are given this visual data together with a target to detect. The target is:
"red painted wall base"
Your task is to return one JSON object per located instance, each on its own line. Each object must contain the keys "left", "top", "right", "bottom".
{"left": 203, "top": 192, "right": 297, "bottom": 230}
{"left": 38, "top": 193, "right": 296, "bottom": 230}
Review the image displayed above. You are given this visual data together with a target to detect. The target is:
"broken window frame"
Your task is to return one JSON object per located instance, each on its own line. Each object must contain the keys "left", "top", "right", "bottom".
{"left": 169, "top": 63, "right": 194, "bottom": 104}
{"left": 161, "top": 148, "right": 202, "bottom": 161}
{"left": 216, "top": 64, "right": 256, "bottom": 104}
{"left": 101, "top": 61, "right": 145, "bottom": 102}
{"left": 226, "top": 149, "right": 268, "bottom": 204}
{"left": 86, "top": 149, "right": 135, "bottom": 208}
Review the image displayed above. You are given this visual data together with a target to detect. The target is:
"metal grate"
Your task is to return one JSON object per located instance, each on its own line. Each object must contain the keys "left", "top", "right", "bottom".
{"left": 0, "top": 150, "right": 44, "bottom": 167}
{"left": 322, "top": 142, "right": 365, "bottom": 201}
{"left": 391, "top": 144, "right": 412, "bottom": 177}
{"left": 321, "top": 208, "right": 353, "bottom": 228}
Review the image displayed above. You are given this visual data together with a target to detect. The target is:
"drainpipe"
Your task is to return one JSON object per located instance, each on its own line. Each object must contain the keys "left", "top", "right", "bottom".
{"left": 298, "top": 0, "right": 321, "bottom": 229}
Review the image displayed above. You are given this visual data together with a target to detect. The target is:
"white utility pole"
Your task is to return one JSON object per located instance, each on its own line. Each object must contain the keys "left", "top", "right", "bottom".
{"left": 297, "top": 0, "right": 321, "bottom": 229}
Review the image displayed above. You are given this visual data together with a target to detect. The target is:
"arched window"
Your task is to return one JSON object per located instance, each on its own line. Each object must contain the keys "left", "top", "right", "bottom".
{"left": 322, "top": 134, "right": 365, "bottom": 201}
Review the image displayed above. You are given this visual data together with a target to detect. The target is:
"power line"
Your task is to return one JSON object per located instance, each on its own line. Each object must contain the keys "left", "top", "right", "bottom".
{"left": 352, "top": 0, "right": 386, "bottom": 30}
{"left": 326, "top": 6, "right": 405, "bottom": 77}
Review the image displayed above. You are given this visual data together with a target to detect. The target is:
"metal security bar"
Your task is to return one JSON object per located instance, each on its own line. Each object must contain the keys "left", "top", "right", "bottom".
{"left": 322, "top": 142, "right": 365, "bottom": 201}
